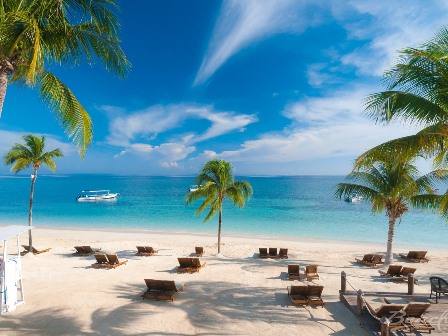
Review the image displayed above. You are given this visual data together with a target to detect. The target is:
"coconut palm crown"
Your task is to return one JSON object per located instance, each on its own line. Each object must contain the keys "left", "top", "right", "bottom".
{"left": 357, "top": 27, "right": 448, "bottom": 167}
{"left": 4, "top": 134, "right": 63, "bottom": 251}
{"left": 336, "top": 155, "right": 447, "bottom": 265}
{"left": 186, "top": 160, "right": 253, "bottom": 254}
{"left": 0, "top": 0, "right": 130, "bottom": 155}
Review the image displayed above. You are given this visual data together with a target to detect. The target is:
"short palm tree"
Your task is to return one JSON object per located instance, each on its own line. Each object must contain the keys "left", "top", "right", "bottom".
{"left": 4, "top": 135, "right": 63, "bottom": 251}
{"left": 336, "top": 155, "right": 446, "bottom": 265}
{"left": 186, "top": 160, "right": 253, "bottom": 254}
{"left": 0, "top": 0, "right": 129, "bottom": 154}
{"left": 358, "top": 27, "right": 448, "bottom": 166}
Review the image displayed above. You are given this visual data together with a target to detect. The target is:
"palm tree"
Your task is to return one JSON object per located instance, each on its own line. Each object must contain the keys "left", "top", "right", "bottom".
{"left": 186, "top": 160, "right": 253, "bottom": 254}
{"left": 358, "top": 27, "right": 448, "bottom": 166}
{"left": 4, "top": 135, "right": 63, "bottom": 251}
{"left": 0, "top": 0, "right": 129, "bottom": 154}
{"left": 336, "top": 155, "right": 447, "bottom": 265}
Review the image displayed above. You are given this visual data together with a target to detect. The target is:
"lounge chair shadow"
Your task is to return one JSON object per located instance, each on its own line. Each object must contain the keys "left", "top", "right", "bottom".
{"left": 156, "top": 267, "right": 178, "bottom": 274}
{"left": 267, "top": 272, "right": 290, "bottom": 281}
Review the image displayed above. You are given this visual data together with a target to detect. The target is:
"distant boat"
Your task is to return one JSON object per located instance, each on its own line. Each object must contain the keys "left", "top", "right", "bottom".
{"left": 77, "top": 190, "right": 119, "bottom": 202}
{"left": 189, "top": 185, "right": 201, "bottom": 192}
{"left": 344, "top": 195, "right": 363, "bottom": 203}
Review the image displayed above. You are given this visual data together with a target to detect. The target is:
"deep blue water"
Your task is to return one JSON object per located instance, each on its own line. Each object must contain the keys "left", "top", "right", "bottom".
{"left": 0, "top": 175, "right": 447, "bottom": 247}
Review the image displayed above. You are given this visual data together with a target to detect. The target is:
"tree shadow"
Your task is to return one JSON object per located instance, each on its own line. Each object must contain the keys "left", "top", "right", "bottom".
{"left": 0, "top": 308, "right": 84, "bottom": 335}
{"left": 110, "top": 280, "right": 361, "bottom": 335}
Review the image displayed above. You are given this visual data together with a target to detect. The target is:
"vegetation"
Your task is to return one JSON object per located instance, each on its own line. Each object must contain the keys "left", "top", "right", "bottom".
{"left": 186, "top": 160, "right": 253, "bottom": 254}
{"left": 4, "top": 135, "right": 63, "bottom": 251}
{"left": 0, "top": 0, "right": 130, "bottom": 155}
{"left": 336, "top": 154, "right": 447, "bottom": 265}
{"left": 357, "top": 27, "right": 448, "bottom": 167}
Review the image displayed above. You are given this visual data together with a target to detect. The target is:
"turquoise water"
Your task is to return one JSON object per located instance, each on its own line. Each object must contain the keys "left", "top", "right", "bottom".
{"left": 0, "top": 175, "right": 447, "bottom": 247}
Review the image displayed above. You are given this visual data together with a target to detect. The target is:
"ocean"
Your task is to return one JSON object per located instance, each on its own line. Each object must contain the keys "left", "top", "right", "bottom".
{"left": 0, "top": 175, "right": 447, "bottom": 247}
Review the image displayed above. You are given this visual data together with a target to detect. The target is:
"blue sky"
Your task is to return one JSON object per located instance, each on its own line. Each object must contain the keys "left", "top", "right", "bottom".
{"left": 1, "top": 0, "right": 447, "bottom": 175}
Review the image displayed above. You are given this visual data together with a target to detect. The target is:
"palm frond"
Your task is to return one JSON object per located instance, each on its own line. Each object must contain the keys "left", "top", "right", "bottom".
{"left": 39, "top": 72, "right": 92, "bottom": 155}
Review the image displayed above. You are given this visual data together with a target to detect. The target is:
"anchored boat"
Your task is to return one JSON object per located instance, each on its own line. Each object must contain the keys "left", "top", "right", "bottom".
{"left": 77, "top": 190, "right": 119, "bottom": 202}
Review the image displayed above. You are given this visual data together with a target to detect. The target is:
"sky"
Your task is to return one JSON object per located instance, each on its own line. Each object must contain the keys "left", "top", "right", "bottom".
{"left": 1, "top": 0, "right": 447, "bottom": 176}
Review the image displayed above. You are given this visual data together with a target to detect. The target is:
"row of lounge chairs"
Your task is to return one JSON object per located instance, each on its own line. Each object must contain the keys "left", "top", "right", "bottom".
{"left": 365, "top": 301, "right": 434, "bottom": 333}
{"left": 75, "top": 245, "right": 204, "bottom": 257}
{"left": 287, "top": 264, "right": 319, "bottom": 281}
{"left": 378, "top": 265, "right": 417, "bottom": 283}
{"left": 355, "top": 250, "right": 429, "bottom": 268}
{"left": 259, "top": 248, "right": 288, "bottom": 259}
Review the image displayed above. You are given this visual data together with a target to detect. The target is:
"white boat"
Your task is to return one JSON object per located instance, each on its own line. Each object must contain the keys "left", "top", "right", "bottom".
{"left": 344, "top": 195, "right": 363, "bottom": 203}
{"left": 189, "top": 185, "right": 200, "bottom": 192}
{"left": 77, "top": 190, "right": 119, "bottom": 202}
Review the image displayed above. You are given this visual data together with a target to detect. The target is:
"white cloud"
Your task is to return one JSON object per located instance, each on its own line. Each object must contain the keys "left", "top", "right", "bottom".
{"left": 0, "top": 130, "right": 75, "bottom": 156}
{"left": 0, "top": 129, "right": 76, "bottom": 173}
{"left": 202, "top": 87, "right": 421, "bottom": 168}
{"left": 194, "top": 0, "right": 322, "bottom": 85}
{"left": 105, "top": 103, "right": 256, "bottom": 167}
{"left": 334, "top": 1, "right": 448, "bottom": 76}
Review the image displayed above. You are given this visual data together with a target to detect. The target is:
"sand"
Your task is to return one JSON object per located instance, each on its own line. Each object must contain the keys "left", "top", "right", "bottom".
{"left": 1, "top": 227, "right": 446, "bottom": 336}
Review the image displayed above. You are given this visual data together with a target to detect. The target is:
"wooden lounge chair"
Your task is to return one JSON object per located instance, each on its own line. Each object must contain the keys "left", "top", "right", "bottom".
{"left": 106, "top": 254, "right": 127, "bottom": 268}
{"left": 355, "top": 254, "right": 374, "bottom": 265}
{"left": 92, "top": 254, "right": 127, "bottom": 269}
{"left": 279, "top": 248, "right": 288, "bottom": 259}
{"left": 356, "top": 254, "right": 383, "bottom": 267}
{"left": 73, "top": 246, "right": 100, "bottom": 256}
{"left": 194, "top": 246, "right": 204, "bottom": 257}
{"left": 288, "top": 285, "right": 309, "bottom": 306}
{"left": 307, "top": 285, "right": 324, "bottom": 307}
{"left": 268, "top": 248, "right": 278, "bottom": 258}
{"left": 399, "top": 250, "right": 429, "bottom": 263}
{"left": 142, "top": 279, "right": 183, "bottom": 301}
{"left": 288, "top": 265, "right": 300, "bottom": 280}
{"left": 136, "top": 246, "right": 156, "bottom": 256}
{"left": 399, "top": 267, "right": 417, "bottom": 283}
{"left": 366, "top": 301, "right": 406, "bottom": 320}
{"left": 379, "top": 265, "right": 403, "bottom": 277}
{"left": 402, "top": 303, "right": 435, "bottom": 333}
{"left": 259, "top": 248, "right": 268, "bottom": 258}
{"left": 430, "top": 276, "right": 448, "bottom": 303}
{"left": 177, "top": 257, "right": 204, "bottom": 273}
{"left": 305, "top": 265, "right": 319, "bottom": 281}
{"left": 93, "top": 254, "right": 109, "bottom": 267}
{"left": 21, "top": 245, "right": 51, "bottom": 255}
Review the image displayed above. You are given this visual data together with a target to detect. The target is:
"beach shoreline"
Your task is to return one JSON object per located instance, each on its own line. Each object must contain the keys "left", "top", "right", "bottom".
{"left": 0, "top": 222, "right": 443, "bottom": 251}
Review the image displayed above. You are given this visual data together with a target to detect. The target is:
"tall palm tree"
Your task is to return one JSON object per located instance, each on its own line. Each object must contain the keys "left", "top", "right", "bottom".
{"left": 186, "top": 160, "right": 253, "bottom": 254}
{"left": 357, "top": 27, "right": 448, "bottom": 167}
{"left": 4, "top": 135, "right": 63, "bottom": 251}
{"left": 0, "top": 0, "right": 130, "bottom": 155}
{"left": 336, "top": 155, "right": 446, "bottom": 265}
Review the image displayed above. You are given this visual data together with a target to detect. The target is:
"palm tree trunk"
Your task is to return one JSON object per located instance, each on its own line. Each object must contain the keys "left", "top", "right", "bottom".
{"left": 0, "top": 69, "right": 9, "bottom": 117}
{"left": 28, "top": 168, "right": 38, "bottom": 250}
{"left": 217, "top": 208, "right": 222, "bottom": 254}
{"left": 385, "top": 216, "right": 396, "bottom": 265}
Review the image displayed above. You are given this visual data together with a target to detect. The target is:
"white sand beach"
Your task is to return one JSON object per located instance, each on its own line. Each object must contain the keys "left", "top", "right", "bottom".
{"left": 1, "top": 227, "right": 447, "bottom": 336}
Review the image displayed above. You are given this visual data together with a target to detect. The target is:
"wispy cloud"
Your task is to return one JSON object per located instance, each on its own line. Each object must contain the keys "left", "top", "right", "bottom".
{"left": 334, "top": 1, "right": 448, "bottom": 76}
{"left": 199, "top": 87, "right": 420, "bottom": 170}
{"left": 104, "top": 103, "right": 256, "bottom": 167}
{"left": 194, "top": 0, "right": 320, "bottom": 85}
